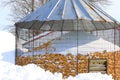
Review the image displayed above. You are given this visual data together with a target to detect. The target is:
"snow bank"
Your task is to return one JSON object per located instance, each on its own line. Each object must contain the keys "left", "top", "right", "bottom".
{"left": 68, "top": 73, "right": 113, "bottom": 80}
{"left": 0, "top": 31, "right": 15, "bottom": 64}
{"left": 0, "top": 61, "right": 113, "bottom": 80}
{"left": 0, "top": 61, "right": 63, "bottom": 80}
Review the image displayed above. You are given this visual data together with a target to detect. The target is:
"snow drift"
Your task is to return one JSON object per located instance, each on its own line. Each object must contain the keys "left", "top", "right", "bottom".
{"left": 0, "top": 31, "right": 15, "bottom": 64}
{"left": 0, "top": 61, "right": 113, "bottom": 80}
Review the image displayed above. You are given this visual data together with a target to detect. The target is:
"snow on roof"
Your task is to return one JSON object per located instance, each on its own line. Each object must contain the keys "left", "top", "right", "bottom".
{"left": 19, "top": 0, "right": 115, "bottom": 22}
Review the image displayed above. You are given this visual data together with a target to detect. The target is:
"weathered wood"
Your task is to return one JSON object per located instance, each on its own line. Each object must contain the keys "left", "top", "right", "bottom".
{"left": 89, "top": 66, "right": 106, "bottom": 71}
{"left": 89, "top": 59, "right": 107, "bottom": 73}
{"left": 90, "top": 64, "right": 105, "bottom": 67}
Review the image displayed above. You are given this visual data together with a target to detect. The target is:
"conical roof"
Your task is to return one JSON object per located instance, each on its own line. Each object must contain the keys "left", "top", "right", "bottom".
{"left": 15, "top": 0, "right": 120, "bottom": 31}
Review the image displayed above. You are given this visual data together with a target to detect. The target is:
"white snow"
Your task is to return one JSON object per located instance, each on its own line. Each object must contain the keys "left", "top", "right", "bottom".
{"left": 0, "top": 61, "right": 113, "bottom": 80}
{"left": 0, "top": 31, "right": 114, "bottom": 80}
{"left": 59, "top": 38, "right": 120, "bottom": 55}
{"left": 0, "top": 31, "right": 15, "bottom": 64}
{"left": 36, "top": 31, "right": 120, "bottom": 55}
{"left": 67, "top": 73, "right": 113, "bottom": 80}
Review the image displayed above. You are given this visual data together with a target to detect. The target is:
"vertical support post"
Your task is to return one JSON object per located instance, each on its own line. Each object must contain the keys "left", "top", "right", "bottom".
{"left": 28, "top": 30, "right": 30, "bottom": 54}
{"left": 76, "top": 20, "right": 78, "bottom": 75}
{"left": 114, "top": 22, "right": 116, "bottom": 80}
{"left": 118, "top": 27, "right": 120, "bottom": 47}
{"left": 32, "top": 30, "right": 35, "bottom": 63}
{"left": 15, "top": 26, "right": 18, "bottom": 64}
{"left": 119, "top": 29, "right": 120, "bottom": 47}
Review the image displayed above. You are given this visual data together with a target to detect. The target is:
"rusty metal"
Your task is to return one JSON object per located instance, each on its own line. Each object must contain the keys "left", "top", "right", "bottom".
{"left": 15, "top": 0, "right": 120, "bottom": 31}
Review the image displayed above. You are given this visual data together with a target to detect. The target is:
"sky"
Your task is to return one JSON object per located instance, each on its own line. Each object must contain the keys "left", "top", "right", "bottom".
{"left": 0, "top": 0, "right": 120, "bottom": 31}
{"left": 0, "top": 0, "right": 14, "bottom": 31}
{"left": 101, "top": 0, "right": 120, "bottom": 21}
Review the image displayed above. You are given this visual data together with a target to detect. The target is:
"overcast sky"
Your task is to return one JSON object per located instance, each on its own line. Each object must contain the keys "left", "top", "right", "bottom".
{"left": 0, "top": 0, "right": 13, "bottom": 30}
{"left": 0, "top": 0, "right": 120, "bottom": 31}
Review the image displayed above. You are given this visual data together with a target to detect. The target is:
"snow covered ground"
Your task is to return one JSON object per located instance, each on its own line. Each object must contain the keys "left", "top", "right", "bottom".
{"left": 0, "top": 31, "right": 15, "bottom": 64}
{"left": 0, "top": 31, "right": 114, "bottom": 80}
{"left": 0, "top": 61, "right": 113, "bottom": 80}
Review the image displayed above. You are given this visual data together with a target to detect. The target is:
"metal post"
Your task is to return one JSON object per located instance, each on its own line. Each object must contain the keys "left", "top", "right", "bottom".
{"left": 77, "top": 20, "right": 79, "bottom": 75}
{"left": 31, "top": 0, "right": 35, "bottom": 63}
{"left": 118, "top": 27, "right": 120, "bottom": 47}
{"left": 114, "top": 22, "right": 116, "bottom": 80}
{"left": 119, "top": 29, "right": 120, "bottom": 47}
{"left": 15, "top": 27, "right": 18, "bottom": 64}
{"left": 32, "top": 30, "right": 35, "bottom": 63}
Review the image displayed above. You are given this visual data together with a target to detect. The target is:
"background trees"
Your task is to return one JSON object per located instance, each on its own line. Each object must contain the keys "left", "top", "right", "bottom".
{"left": 4, "top": 0, "right": 109, "bottom": 22}
{"left": 2, "top": 0, "right": 110, "bottom": 32}
{"left": 4, "top": 0, "right": 49, "bottom": 21}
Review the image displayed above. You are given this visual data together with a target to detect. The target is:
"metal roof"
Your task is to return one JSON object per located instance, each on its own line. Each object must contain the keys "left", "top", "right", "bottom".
{"left": 15, "top": 0, "right": 120, "bottom": 31}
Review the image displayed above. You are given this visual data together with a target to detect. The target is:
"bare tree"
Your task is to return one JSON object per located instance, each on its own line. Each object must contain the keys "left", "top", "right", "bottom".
{"left": 87, "top": 0, "right": 111, "bottom": 5}
{"left": 4, "top": 0, "right": 110, "bottom": 22}
{"left": 3, "top": 0, "right": 48, "bottom": 22}
{"left": 1, "top": 0, "right": 49, "bottom": 33}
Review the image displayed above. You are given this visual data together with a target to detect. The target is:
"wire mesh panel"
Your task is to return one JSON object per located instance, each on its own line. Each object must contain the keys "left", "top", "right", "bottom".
{"left": 16, "top": 28, "right": 120, "bottom": 79}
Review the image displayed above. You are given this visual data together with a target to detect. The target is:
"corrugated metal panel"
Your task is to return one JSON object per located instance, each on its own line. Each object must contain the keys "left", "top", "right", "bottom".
{"left": 15, "top": 0, "right": 120, "bottom": 31}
